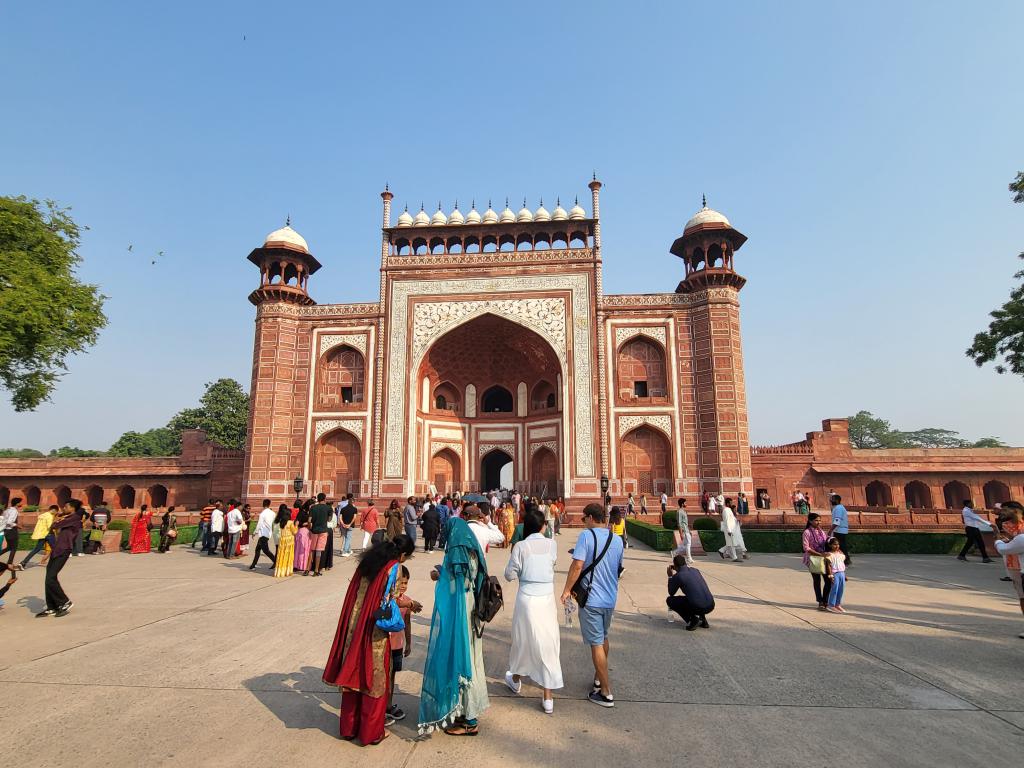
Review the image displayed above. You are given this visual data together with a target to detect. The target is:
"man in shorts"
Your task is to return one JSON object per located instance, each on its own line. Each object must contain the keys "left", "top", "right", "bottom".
{"left": 560, "top": 502, "right": 623, "bottom": 708}
{"left": 309, "top": 493, "right": 334, "bottom": 577}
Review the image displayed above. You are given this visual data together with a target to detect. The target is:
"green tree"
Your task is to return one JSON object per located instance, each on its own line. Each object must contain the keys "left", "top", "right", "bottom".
{"left": 847, "top": 411, "right": 904, "bottom": 448}
{"left": 48, "top": 446, "right": 105, "bottom": 457}
{"left": 108, "top": 428, "right": 180, "bottom": 457}
{"left": 898, "top": 428, "right": 969, "bottom": 449}
{"left": 848, "top": 411, "right": 1008, "bottom": 449}
{"left": 166, "top": 378, "right": 249, "bottom": 450}
{"left": 966, "top": 171, "right": 1024, "bottom": 375}
{"left": 0, "top": 447, "right": 45, "bottom": 458}
{"left": 0, "top": 196, "right": 107, "bottom": 410}
{"left": 971, "top": 436, "right": 1008, "bottom": 448}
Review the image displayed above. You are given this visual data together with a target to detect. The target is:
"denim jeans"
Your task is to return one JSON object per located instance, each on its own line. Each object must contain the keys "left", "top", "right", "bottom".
{"left": 193, "top": 521, "right": 209, "bottom": 549}
{"left": 341, "top": 527, "right": 353, "bottom": 554}
{"left": 225, "top": 531, "right": 240, "bottom": 558}
{"left": 405, "top": 522, "right": 418, "bottom": 546}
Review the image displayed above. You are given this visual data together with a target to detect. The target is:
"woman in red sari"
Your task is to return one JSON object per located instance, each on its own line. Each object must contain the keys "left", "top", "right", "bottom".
{"left": 129, "top": 504, "right": 153, "bottom": 554}
{"left": 323, "top": 533, "right": 415, "bottom": 746}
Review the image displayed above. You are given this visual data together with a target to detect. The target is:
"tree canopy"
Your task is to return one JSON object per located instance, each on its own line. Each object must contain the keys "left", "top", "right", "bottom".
{"left": 0, "top": 448, "right": 45, "bottom": 458}
{"left": 847, "top": 411, "right": 1007, "bottom": 449}
{"left": 0, "top": 196, "right": 107, "bottom": 410}
{"left": 965, "top": 172, "right": 1024, "bottom": 376}
{"left": 108, "top": 428, "right": 181, "bottom": 457}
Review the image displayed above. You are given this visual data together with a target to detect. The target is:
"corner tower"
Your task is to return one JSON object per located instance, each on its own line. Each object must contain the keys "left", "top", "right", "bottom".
{"left": 671, "top": 200, "right": 752, "bottom": 499}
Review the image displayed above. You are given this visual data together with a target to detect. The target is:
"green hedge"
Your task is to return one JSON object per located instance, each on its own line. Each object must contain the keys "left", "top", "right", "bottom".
{"left": 10, "top": 523, "right": 201, "bottom": 550}
{"left": 626, "top": 519, "right": 676, "bottom": 551}
{"left": 695, "top": 529, "right": 973, "bottom": 555}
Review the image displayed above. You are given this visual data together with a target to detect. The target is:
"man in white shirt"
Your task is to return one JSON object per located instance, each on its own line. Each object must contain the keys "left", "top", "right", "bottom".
{"left": 249, "top": 499, "right": 278, "bottom": 570}
{"left": 207, "top": 501, "right": 225, "bottom": 555}
{"left": 957, "top": 499, "right": 993, "bottom": 563}
{"left": 466, "top": 505, "right": 505, "bottom": 553}
{"left": 993, "top": 515, "right": 1024, "bottom": 639}
{"left": 1, "top": 497, "right": 22, "bottom": 565}
{"left": 660, "top": 492, "right": 668, "bottom": 514}
{"left": 707, "top": 494, "right": 717, "bottom": 514}
{"left": 225, "top": 502, "right": 245, "bottom": 559}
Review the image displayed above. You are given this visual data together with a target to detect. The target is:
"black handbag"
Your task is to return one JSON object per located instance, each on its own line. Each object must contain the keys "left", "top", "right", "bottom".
{"left": 570, "top": 529, "right": 614, "bottom": 609}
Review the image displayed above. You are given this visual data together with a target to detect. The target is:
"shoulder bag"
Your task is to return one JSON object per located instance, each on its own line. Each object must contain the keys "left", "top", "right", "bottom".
{"left": 570, "top": 529, "right": 614, "bottom": 609}
{"left": 806, "top": 554, "right": 825, "bottom": 575}
{"left": 373, "top": 565, "right": 405, "bottom": 633}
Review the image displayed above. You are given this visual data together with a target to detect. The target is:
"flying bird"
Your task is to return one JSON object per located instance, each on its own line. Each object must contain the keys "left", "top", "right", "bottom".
{"left": 127, "top": 244, "right": 133, "bottom": 252}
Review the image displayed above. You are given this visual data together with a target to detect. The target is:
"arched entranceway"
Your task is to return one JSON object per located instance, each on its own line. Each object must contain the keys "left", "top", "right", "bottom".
{"left": 481, "top": 385, "right": 514, "bottom": 413}
{"left": 148, "top": 484, "right": 168, "bottom": 507}
{"left": 481, "top": 449, "right": 513, "bottom": 492}
{"left": 23, "top": 485, "right": 41, "bottom": 507}
{"left": 316, "top": 345, "right": 365, "bottom": 408}
{"left": 619, "top": 426, "right": 672, "bottom": 495}
{"left": 904, "top": 481, "right": 931, "bottom": 509}
{"left": 84, "top": 484, "right": 104, "bottom": 508}
{"left": 116, "top": 484, "right": 136, "bottom": 510}
{"left": 531, "top": 447, "right": 558, "bottom": 497}
{"left": 315, "top": 428, "right": 361, "bottom": 498}
{"left": 865, "top": 481, "right": 892, "bottom": 507}
{"left": 431, "top": 448, "right": 461, "bottom": 494}
{"left": 943, "top": 480, "right": 971, "bottom": 509}
{"left": 983, "top": 480, "right": 1012, "bottom": 508}
{"left": 53, "top": 485, "right": 72, "bottom": 507}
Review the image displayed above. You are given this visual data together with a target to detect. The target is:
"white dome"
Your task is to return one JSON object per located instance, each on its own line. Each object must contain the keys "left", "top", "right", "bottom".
{"left": 413, "top": 207, "right": 430, "bottom": 226}
{"left": 516, "top": 202, "right": 534, "bottom": 223}
{"left": 685, "top": 204, "right": 730, "bottom": 232}
{"left": 482, "top": 204, "right": 498, "bottom": 224}
{"left": 396, "top": 207, "right": 413, "bottom": 227}
{"left": 568, "top": 200, "right": 586, "bottom": 220}
{"left": 551, "top": 200, "right": 568, "bottom": 221}
{"left": 534, "top": 202, "right": 551, "bottom": 222}
{"left": 264, "top": 224, "right": 309, "bottom": 254}
{"left": 448, "top": 204, "right": 465, "bottom": 225}
{"left": 499, "top": 202, "right": 515, "bottom": 224}
{"left": 430, "top": 206, "right": 448, "bottom": 226}
{"left": 465, "top": 204, "right": 481, "bottom": 224}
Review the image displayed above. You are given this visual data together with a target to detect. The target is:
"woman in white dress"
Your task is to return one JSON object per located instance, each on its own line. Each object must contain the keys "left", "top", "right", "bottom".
{"left": 718, "top": 499, "right": 748, "bottom": 561}
{"left": 503, "top": 508, "right": 563, "bottom": 714}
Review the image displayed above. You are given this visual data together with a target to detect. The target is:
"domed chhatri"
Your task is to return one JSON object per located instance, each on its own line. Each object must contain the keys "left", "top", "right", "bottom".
{"left": 499, "top": 199, "right": 516, "bottom": 224}
{"left": 465, "top": 201, "right": 481, "bottom": 225}
{"left": 430, "top": 203, "right": 448, "bottom": 226}
{"left": 516, "top": 199, "right": 534, "bottom": 223}
{"left": 396, "top": 206, "right": 414, "bottom": 227}
{"left": 482, "top": 201, "right": 498, "bottom": 224}
{"left": 551, "top": 198, "right": 568, "bottom": 221}
{"left": 684, "top": 198, "right": 731, "bottom": 233}
{"left": 569, "top": 198, "right": 586, "bottom": 220}
{"left": 264, "top": 223, "right": 309, "bottom": 254}
{"left": 448, "top": 202, "right": 465, "bottom": 225}
{"left": 534, "top": 200, "right": 551, "bottom": 222}
{"left": 413, "top": 206, "right": 430, "bottom": 226}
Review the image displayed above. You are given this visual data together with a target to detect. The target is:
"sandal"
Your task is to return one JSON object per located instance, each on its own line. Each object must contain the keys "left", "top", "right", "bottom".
{"left": 443, "top": 724, "right": 479, "bottom": 736}
{"left": 365, "top": 731, "right": 391, "bottom": 746}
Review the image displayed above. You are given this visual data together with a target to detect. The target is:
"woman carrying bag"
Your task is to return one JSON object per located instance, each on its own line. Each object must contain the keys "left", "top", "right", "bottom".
{"left": 802, "top": 513, "right": 831, "bottom": 610}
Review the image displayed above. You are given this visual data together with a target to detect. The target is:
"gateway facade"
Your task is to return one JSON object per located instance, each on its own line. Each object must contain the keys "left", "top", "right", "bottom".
{"left": 241, "top": 180, "right": 753, "bottom": 507}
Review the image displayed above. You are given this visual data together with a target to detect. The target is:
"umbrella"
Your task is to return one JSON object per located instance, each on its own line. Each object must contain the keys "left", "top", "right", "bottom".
{"left": 462, "top": 493, "right": 489, "bottom": 504}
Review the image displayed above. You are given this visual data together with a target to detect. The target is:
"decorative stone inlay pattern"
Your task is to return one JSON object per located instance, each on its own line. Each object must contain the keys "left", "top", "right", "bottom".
{"left": 614, "top": 326, "right": 667, "bottom": 349}
{"left": 478, "top": 442, "right": 516, "bottom": 458}
{"left": 385, "top": 273, "right": 593, "bottom": 478}
{"left": 431, "top": 441, "right": 463, "bottom": 459}
{"left": 411, "top": 297, "right": 566, "bottom": 367}
{"left": 530, "top": 440, "right": 558, "bottom": 457}
{"left": 319, "top": 333, "right": 367, "bottom": 358}
{"left": 314, "top": 419, "right": 364, "bottom": 443}
{"left": 386, "top": 248, "right": 593, "bottom": 268}
{"left": 618, "top": 414, "right": 672, "bottom": 438}
{"left": 257, "top": 302, "right": 381, "bottom": 319}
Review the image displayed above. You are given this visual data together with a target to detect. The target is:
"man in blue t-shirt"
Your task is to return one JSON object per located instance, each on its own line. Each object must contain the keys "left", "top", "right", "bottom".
{"left": 560, "top": 502, "right": 623, "bottom": 708}
{"left": 829, "top": 494, "right": 851, "bottom": 566}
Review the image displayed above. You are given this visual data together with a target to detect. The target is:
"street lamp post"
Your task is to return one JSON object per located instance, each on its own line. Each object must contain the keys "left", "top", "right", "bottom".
{"left": 600, "top": 474, "right": 609, "bottom": 501}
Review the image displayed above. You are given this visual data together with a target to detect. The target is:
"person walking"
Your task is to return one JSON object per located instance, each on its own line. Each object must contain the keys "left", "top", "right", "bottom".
{"left": 157, "top": 507, "right": 178, "bottom": 553}
{"left": 418, "top": 518, "right": 492, "bottom": 735}
{"left": 274, "top": 505, "right": 297, "bottom": 579}
{"left": 308, "top": 493, "right": 333, "bottom": 576}
{"left": 383, "top": 500, "right": 403, "bottom": 544}
{"left": 560, "top": 503, "right": 624, "bottom": 709}
{"left": 294, "top": 503, "right": 313, "bottom": 575}
{"left": 671, "top": 498, "right": 692, "bottom": 564}
{"left": 504, "top": 508, "right": 563, "bottom": 714}
{"left": 337, "top": 499, "right": 357, "bottom": 557}
{"left": 207, "top": 501, "right": 225, "bottom": 555}
{"left": 626, "top": 493, "right": 635, "bottom": 519}
{"left": 403, "top": 497, "right": 420, "bottom": 548}
{"left": 992, "top": 503, "right": 1024, "bottom": 638}
{"left": 421, "top": 501, "right": 440, "bottom": 552}
{"left": 323, "top": 534, "right": 415, "bottom": 746}
{"left": 1, "top": 497, "right": 22, "bottom": 566}
{"left": 660, "top": 492, "right": 668, "bottom": 515}
{"left": 249, "top": 500, "right": 277, "bottom": 570}
{"left": 802, "top": 513, "right": 832, "bottom": 610}
{"left": 729, "top": 499, "right": 749, "bottom": 560}
{"left": 957, "top": 498, "right": 994, "bottom": 563}
{"left": 129, "top": 505, "right": 153, "bottom": 554}
{"left": 38, "top": 499, "right": 84, "bottom": 618}
{"left": 224, "top": 503, "right": 245, "bottom": 560}
{"left": 666, "top": 555, "right": 715, "bottom": 630}
{"left": 640, "top": 494, "right": 648, "bottom": 517}
{"left": 610, "top": 506, "right": 627, "bottom": 550}
{"left": 86, "top": 502, "right": 111, "bottom": 554}
{"left": 362, "top": 500, "right": 382, "bottom": 547}
{"left": 193, "top": 499, "right": 213, "bottom": 549}
{"left": 21, "top": 504, "right": 56, "bottom": 567}
{"left": 718, "top": 501, "right": 740, "bottom": 561}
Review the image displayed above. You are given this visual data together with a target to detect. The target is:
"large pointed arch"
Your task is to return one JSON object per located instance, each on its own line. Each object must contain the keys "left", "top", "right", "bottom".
{"left": 314, "top": 425, "right": 362, "bottom": 498}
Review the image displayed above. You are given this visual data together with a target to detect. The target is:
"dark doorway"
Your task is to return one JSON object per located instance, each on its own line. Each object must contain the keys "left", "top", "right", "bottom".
{"left": 481, "top": 450, "right": 513, "bottom": 492}
{"left": 481, "top": 386, "right": 514, "bottom": 413}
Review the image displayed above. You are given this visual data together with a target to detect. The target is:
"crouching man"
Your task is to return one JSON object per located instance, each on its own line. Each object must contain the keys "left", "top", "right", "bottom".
{"left": 666, "top": 555, "right": 715, "bottom": 631}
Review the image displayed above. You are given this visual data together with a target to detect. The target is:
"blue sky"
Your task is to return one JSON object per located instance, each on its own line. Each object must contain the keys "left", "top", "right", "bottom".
{"left": 2, "top": 0, "right": 1022, "bottom": 450}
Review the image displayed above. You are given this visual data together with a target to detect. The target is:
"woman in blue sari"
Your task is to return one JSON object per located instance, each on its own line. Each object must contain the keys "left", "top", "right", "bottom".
{"left": 417, "top": 516, "right": 490, "bottom": 736}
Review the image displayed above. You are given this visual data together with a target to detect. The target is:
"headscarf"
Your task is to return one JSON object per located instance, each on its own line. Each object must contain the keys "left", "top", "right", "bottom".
{"left": 417, "top": 517, "right": 487, "bottom": 734}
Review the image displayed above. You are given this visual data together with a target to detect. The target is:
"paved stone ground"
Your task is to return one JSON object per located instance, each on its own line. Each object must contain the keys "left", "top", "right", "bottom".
{"left": 2, "top": 539, "right": 1022, "bottom": 767}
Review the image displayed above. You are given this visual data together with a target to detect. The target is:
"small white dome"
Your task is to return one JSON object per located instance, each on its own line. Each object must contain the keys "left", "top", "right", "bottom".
{"left": 448, "top": 204, "right": 465, "bottom": 225}
{"left": 396, "top": 207, "right": 413, "bottom": 227}
{"left": 569, "top": 200, "right": 586, "bottom": 220}
{"left": 482, "top": 204, "right": 498, "bottom": 224}
{"left": 516, "top": 201, "right": 534, "bottom": 223}
{"left": 552, "top": 200, "right": 568, "bottom": 221}
{"left": 413, "top": 207, "right": 430, "bottom": 226}
{"left": 465, "top": 204, "right": 481, "bottom": 224}
{"left": 499, "top": 202, "right": 516, "bottom": 224}
{"left": 685, "top": 204, "right": 730, "bottom": 232}
{"left": 534, "top": 202, "right": 551, "bottom": 222}
{"left": 430, "top": 205, "right": 448, "bottom": 226}
{"left": 264, "top": 223, "right": 309, "bottom": 254}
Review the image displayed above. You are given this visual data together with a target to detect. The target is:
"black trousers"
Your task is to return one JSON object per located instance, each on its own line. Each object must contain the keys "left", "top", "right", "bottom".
{"left": 811, "top": 572, "right": 833, "bottom": 606}
{"left": 45, "top": 553, "right": 71, "bottom": 610}
{"left": 207, "top": 531, "right": 222, "bottom": 555}
{"left": 250, "top": 536, "right": 276, "bottom": 567}
{"left": 1, "top": 527, "right": 18, "bottom": 564}
{"left": 666, "top": 595, "right": 715, "bottom": 623}
{"left": 958, "top": 527, "right": 989, "bottom": 559}
{"left": 834, "top": 532, "right": 851, "bottom": 565}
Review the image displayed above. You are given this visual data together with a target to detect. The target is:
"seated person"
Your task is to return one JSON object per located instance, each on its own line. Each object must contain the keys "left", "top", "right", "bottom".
{"left": 666, "top": 554, "right": 715, "bottom": 631}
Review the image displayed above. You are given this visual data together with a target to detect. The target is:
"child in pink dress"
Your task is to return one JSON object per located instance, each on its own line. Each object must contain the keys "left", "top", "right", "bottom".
{"left": 825, "top": 537, "right": 848, "bottom": 613}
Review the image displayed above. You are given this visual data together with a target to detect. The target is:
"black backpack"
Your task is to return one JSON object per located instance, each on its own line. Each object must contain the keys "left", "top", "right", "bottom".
{"left": 473, "top": 575, "right": 503, "bottom": 637}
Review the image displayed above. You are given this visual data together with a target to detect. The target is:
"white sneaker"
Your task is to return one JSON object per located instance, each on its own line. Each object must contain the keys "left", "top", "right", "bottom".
{"left": 542, "top": 698, "right": 553, "bottom": 714}
{"left": 504, "top": 671, "right": 521, "bottom": 695}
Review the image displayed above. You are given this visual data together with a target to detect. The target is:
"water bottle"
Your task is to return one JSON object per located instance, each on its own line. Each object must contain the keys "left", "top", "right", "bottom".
{"left": 564, "top": 600, "right": 576, "bottom": 627}
{"left": 667, "top": 609, "right": 675, "bottom": 623}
